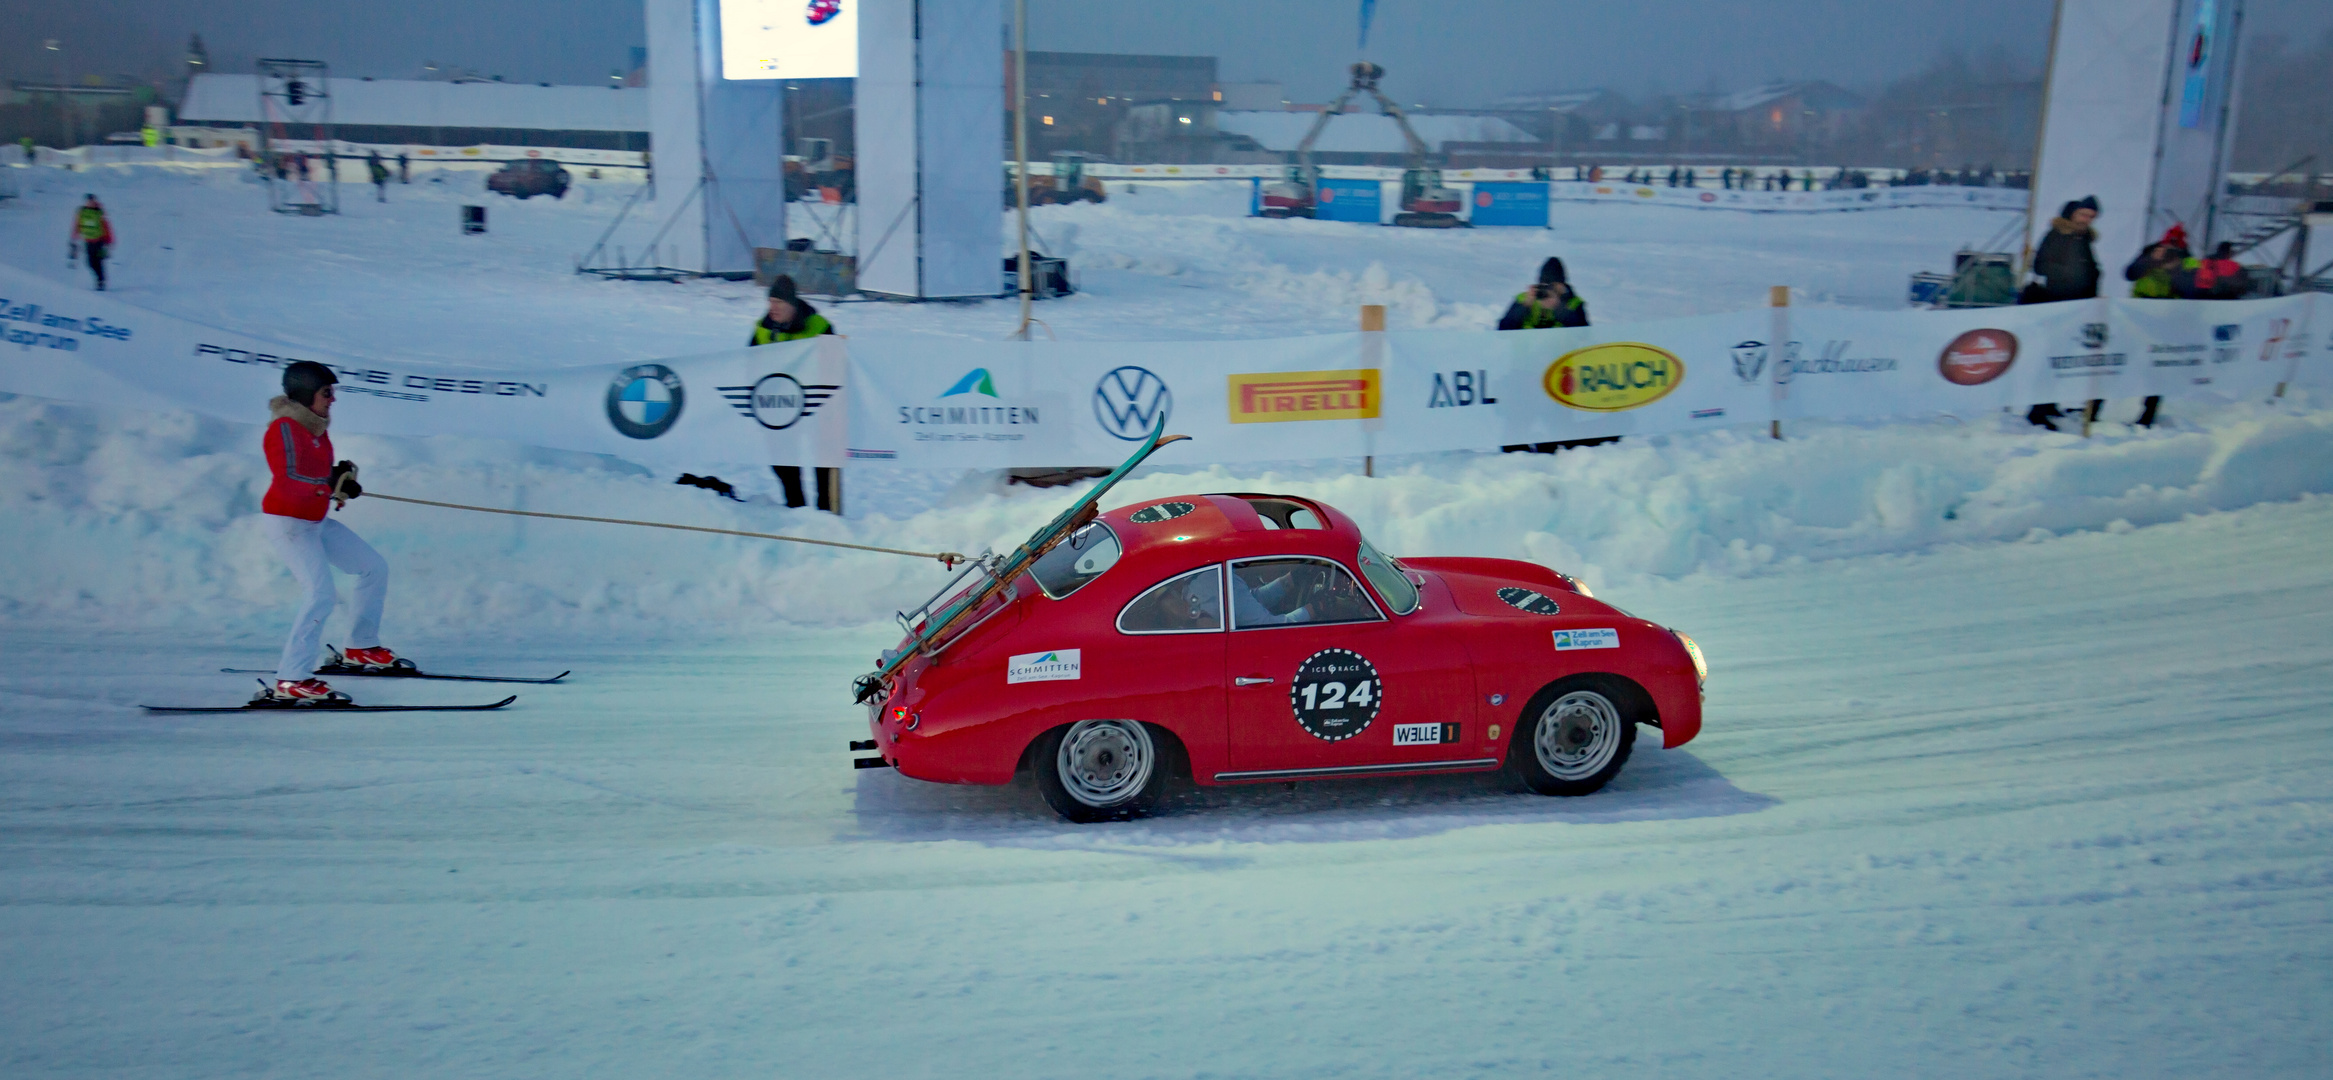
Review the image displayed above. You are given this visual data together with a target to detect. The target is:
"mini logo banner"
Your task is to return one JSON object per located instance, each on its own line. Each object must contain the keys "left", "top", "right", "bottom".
{"left": 1007, "top": 649, "right": 1082, "bottom": 684}
{"left": 1227, "top": 369, "right": 1380, "bottom": 423}
{"left": 1552, "top": 628, "right": 1620, "bottom": 651}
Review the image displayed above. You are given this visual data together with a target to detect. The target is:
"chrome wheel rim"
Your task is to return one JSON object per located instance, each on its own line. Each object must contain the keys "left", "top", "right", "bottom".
{"left": 1535, "top": 691, "right": 1621, "bottom": 781}
{"left": 1057, "top": 720, "right": 1154, "bottom": 808}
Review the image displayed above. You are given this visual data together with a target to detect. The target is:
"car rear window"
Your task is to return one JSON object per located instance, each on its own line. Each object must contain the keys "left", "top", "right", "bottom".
{"left": 1117, "top": 567, "right": 1223, "bottom": 633}
{"left": 1030, "top": 522, "right": 1120, "bottom": 599}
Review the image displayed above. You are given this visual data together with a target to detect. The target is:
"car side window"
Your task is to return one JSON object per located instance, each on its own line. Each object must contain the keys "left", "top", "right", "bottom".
{"left": 1116, "top": 567, "right": 1223, "bottom": 634}
{"left": 1229, "top": 557, "right": 1384, "bottom": 629}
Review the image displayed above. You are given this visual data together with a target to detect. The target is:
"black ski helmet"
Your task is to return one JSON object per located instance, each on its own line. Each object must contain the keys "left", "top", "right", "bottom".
{"left": 282, "top": 360, "right": 338, "bottom": 408}
{"left": 1537, "top": 257, "right": 1568, "bottom": 285}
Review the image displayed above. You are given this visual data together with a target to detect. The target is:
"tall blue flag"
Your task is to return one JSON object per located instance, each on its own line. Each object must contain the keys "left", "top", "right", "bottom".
{"left": 1359, "top": 0, "right": 1377, "bottom": 49}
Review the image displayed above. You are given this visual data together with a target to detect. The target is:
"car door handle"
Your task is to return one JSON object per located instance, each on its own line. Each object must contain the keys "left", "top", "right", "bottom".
{"left": 1234, "top": 676, "right": 1274, "bottom": 686}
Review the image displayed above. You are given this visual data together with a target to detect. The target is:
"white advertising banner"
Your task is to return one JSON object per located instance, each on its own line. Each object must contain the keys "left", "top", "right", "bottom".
{"left": 3, "top": 264, "right": 2321, "bottom": 476}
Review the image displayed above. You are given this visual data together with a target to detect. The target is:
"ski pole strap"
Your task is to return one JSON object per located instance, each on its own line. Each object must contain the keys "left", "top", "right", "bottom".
{"left": 365, "top": 492, "right": 967, "bottom": 568}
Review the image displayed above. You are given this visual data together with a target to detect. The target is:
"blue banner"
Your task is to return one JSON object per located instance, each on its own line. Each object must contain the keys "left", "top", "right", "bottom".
{"left": 1314, "top": 178, "right": 1382, "bottom": 223}
{"left": 1469, "top": 182, "right": 1549, "bottom": 227}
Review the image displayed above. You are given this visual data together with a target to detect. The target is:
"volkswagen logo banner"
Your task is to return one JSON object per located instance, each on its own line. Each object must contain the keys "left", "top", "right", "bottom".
{"left": 1093, "top": 366, "right": 1173, "bottom": 441}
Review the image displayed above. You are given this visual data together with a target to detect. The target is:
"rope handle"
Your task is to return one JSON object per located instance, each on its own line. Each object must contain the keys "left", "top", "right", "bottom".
{"left": 364, "top": 492, "right": 967, "bottom": 568}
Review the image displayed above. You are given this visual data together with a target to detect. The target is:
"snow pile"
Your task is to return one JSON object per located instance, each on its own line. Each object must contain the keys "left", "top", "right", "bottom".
{"left": 6, "top": 389, "right": 2330, "bottom": 636}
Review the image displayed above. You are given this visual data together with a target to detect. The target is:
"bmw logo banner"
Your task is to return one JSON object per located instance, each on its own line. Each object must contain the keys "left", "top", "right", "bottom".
{"left": 0, "top": 260, "right": 2321, "bottom": 476}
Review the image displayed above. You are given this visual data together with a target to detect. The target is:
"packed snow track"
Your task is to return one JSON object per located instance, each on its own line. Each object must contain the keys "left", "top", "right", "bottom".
{"left": 5, "top": 496, "right": 2330, "bottom": 1078}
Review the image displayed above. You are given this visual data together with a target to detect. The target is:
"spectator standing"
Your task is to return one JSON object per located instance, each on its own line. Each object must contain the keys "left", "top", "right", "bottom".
{"left": 2173, "top": 241, "right": 2247, "bottom": 300}
{"left": 71, "top": 194, "right": 113, "bottom": 291}
{"left": 366, "top": 152, "right": 390, "bottom": 202}
{"left": 2124, "top": 224, "right": 2189, "bottom": 299}
{"left": 1497, "top": 259, "right": 1611, "bottom": 454}
{"left": 2021, "top": 196, "right": 2103, "bottom": 430}
{"left": 397, "top": 152, "right": 410, "bottom": 183}
{"left": 747, "top": 275, "right": 842, "bottom": 512}
{"left": 2123, "top": 223, "right": 2191, "bottom": 429}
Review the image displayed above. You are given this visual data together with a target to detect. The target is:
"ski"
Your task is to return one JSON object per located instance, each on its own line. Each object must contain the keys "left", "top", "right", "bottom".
{"left": 217, "top": 665, "right": 570, "bottom": 684}
{"left": 143, "top": 695, "right": 518, "bottom": 714}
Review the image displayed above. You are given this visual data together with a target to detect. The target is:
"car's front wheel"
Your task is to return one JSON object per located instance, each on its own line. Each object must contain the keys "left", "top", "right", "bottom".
{"left": 1035, "top": 719, "right": 1164, "bottom": 823}
{"left": 1511, "top": 677, "right": 1637, "bottom": 796}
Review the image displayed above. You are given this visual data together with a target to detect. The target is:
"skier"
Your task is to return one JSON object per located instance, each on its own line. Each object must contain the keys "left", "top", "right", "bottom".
{"left": 70, "top": 194, "right": 114, "bottom": 291}
{"left": 397, "top": 152, "right": 410, "bottom": 183}
{"left": 747, "top": 275, "right": 841, "bottom": 512}
{"left": 259, "top": 361, "right": 399, "bottom": 703}
{"left": 367, "top": 151, "right": 390, "bottom": 202}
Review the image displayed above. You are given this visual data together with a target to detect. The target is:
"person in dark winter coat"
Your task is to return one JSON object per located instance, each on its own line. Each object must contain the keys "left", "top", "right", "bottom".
{"left": 1497, "top": 258, "right": 1589, "bottom": 330}
{"left": 747, "top": 275, "right": 841, "bottom": 511}
{"left": 2022, "top": 196, "right": 2103, "bottom": 430}
{"left": 367, "top": 151, "right": 390, "bottom": 202}
{"left": 1498, "top": 258, "right": 1614, "bottom": 454}
{"left": 2023, "top": 196, "right": 2101, "bottom": 303}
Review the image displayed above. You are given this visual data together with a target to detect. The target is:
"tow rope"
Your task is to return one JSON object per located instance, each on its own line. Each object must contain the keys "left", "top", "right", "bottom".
{"left": 365, "top": 492, "right": 968, "bottom": 568}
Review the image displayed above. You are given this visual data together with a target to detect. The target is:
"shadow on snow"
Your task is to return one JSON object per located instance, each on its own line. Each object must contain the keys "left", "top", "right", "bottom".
{"left": 847, "top": 744, "right": 1775, "bottom": 852}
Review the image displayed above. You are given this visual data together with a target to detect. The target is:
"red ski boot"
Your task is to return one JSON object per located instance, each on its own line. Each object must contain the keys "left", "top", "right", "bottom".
{"left": 255, "top": 679, "right": 351, "bottom": 706}
{"left": 336, "top": 645, "right": 406, "bottom": 671}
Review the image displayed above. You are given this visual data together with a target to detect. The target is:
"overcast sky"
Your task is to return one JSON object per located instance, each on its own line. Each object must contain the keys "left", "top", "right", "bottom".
{"left": 5, "top": 0, "right": 2330, "bottom": 104}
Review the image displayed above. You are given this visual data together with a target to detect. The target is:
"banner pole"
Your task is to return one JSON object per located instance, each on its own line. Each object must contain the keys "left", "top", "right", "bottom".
{"left": 1769, "top": 286, "right": 1789, "bottom": 440}
{"left": 1361, "top": 303, "right": 1385, "bottom": 476}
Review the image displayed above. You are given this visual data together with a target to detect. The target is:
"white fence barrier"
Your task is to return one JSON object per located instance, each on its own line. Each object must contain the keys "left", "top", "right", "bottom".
{"left": 3, "top": 262, "right": 2321, "bottom": 476}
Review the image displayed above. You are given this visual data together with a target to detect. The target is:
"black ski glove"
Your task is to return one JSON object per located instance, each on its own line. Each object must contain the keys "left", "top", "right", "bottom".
{"left": 329, "top": 459, "right": 362, "bottom": 500}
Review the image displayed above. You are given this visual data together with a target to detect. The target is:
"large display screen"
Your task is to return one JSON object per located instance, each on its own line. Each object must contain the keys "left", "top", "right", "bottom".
{"left": 720, "top": 0, "right": 857, "bottom": 80}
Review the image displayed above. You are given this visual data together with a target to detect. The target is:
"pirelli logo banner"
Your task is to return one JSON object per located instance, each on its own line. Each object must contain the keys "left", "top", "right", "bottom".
{"left": 1227, "top": 369, "right": 1381, "bottom": 424}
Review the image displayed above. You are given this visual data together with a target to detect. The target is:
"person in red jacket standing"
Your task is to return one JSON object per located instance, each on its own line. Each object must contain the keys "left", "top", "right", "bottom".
{"left": 260, "top": 361, "right": 398, "bottom": 703}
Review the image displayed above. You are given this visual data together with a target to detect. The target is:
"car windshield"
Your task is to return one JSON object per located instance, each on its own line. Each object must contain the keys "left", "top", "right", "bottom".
{"left": 1029, "top": 522, "right": 1121, "bottom": 599}
{"left": 1354, "top": 537, "right": 1419, "bottom": 615}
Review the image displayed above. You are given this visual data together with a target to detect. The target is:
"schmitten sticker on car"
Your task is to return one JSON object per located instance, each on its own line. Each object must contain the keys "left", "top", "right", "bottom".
{"left": 1552, "top": 628, "right": 1619, "bottom": 651}
{"left": 1007, "top": 649, "right": 1082, "bottom": 683}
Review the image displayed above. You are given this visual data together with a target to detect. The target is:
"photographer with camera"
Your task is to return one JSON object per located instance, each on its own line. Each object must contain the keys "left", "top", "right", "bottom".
{"left": 1497, "top": 258, "right": 1589, "bottom": 330}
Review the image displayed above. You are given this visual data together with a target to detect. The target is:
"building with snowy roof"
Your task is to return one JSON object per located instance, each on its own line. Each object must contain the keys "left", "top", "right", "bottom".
{"left": 1696, "top": 81, "right": 1867, "bottom": 149}
{"left": 177, "top": 74, "right": 648, "bottom": 151}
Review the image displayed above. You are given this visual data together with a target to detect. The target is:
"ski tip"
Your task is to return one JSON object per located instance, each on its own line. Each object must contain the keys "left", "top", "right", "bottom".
{"left": 487, "top": 695, "right": 518, "bottom": 708}
{"left": 545, "top": 671, "right": 571, "bottom": 683}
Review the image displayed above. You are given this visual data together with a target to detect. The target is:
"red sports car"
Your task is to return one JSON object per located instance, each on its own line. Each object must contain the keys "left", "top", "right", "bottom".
{"left": 854, "top": 481, "right": 1707, "bottom": 823}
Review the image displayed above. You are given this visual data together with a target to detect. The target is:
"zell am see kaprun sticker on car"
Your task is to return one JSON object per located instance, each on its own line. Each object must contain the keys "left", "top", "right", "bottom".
{"left": 1129, "top": 501, "right": 1196, "bottom": 524}
{"left": 1497, "top": 586, "right": 1562, "bottom": 615}
{"left": 1552, "top": 628, "right": 1620, "bottom": 651}
{"left": 1289, "top": 648, "right": 1382, "bottom": 741}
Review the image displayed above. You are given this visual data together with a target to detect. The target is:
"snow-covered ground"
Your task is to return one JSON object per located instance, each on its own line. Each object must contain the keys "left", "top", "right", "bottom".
{"left": 3, "top": 162, "right": 2330, "bottom": 1077}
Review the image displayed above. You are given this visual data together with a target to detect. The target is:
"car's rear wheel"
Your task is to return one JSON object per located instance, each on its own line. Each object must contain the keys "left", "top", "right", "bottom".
{"left": 1511, "top": 677, "right": 1636, "bottom": 796}
{"left": 1035, "top": 719, "right": 1164, "bottom": 823}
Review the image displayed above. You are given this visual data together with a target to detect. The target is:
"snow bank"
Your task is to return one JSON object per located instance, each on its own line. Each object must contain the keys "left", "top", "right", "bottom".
{"left": 7, "top": 390, "right": 2331, "bottom": 636}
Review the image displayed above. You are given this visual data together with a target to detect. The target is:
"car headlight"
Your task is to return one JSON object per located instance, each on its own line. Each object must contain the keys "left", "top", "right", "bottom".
{"left": 1672, "top": 630, "right": 1707, "bottom": 685}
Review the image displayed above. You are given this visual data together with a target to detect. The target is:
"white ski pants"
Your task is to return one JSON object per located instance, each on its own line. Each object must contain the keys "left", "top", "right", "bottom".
{"left": 263, "top": 514, "right": 388, "bottom": 682}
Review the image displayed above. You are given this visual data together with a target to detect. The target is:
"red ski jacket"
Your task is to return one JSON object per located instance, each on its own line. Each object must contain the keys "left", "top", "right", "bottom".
{"left": 263, "top": 405, "right": 335, "bottom": 521}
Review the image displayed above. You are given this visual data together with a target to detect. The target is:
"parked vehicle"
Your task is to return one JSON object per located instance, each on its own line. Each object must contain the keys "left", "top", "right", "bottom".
{"left": 486, "top": 159, "right": 571, "bottom": 200}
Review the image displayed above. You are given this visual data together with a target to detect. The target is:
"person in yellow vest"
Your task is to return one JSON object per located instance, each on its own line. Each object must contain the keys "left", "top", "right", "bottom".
{"left": 747, "top": 275, "right": 841, "bottom": 512}
{"left": 1496, "top": 258, "right": 1589, "bottom": 330}
{"left": 71, "top": 195, "right": 114, "bottom": 291}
